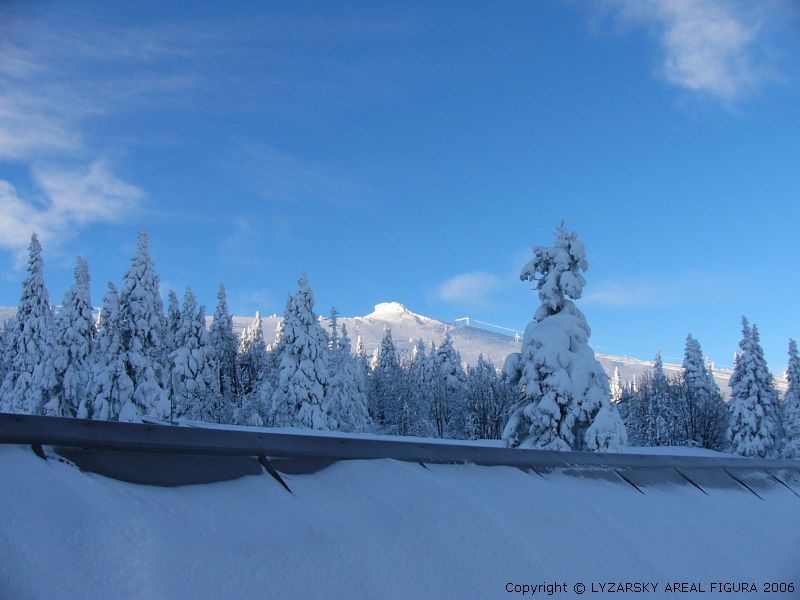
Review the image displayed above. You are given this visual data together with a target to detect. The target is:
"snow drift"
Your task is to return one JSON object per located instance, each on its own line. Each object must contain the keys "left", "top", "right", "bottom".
{"left": 1, "top": 442, "right": 798, "bottom": 600}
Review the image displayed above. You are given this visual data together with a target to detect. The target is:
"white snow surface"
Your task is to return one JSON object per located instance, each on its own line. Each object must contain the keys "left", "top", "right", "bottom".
{"left": 2, "top": 443, "right": 798, "bottom": 599}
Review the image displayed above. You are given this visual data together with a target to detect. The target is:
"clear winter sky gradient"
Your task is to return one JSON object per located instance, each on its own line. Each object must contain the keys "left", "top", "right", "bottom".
{"left": 1, "top": 1, "right": 799, "bottom": 371}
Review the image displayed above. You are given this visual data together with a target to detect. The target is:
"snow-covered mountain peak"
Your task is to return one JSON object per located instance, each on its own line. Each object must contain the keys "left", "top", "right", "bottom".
{"left": 366, "top": 302, "right": 433, "bottom": 324}
{"left": 370, "top": 302, "right": 411, "bottom": 316}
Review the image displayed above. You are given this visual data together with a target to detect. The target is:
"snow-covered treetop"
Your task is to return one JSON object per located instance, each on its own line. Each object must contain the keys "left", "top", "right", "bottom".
{"left": 520, "top": 222, "right": 587, "bottom": 317}
{"left": 22, "top": 233, "right": 50, "bottom": 311}
{"left": 298, "top": 273, "right": 312, "bottom": 301}
{"left": 653, "top": 350, "right": 666, "bottom": 386}
{"left": 787, "top": 339, "right": 800, "bottom": 392}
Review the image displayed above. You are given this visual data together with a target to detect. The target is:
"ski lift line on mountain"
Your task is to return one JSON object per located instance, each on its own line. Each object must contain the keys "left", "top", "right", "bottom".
{"left": 453, "top": 321, "right": 735, "bottom": 372}
{"left": 454, "top": 317, "right": 522, "bottom": 342}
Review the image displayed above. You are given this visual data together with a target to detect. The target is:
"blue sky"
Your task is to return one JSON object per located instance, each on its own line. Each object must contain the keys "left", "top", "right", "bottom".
{"left": 1, "top": 0, "right": 799, "bottom": 371}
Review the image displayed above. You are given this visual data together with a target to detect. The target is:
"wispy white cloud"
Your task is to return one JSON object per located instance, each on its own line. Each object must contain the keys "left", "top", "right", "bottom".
{"left": 583, "top": 271, "right": 745, "bottom": 308}
{"left": 0, "top": 11, "right": 214, "bottom": 260}
{"left": 0, "top": 162, "right": 144, "bottom": 263}
{"left": 0, "top": 94, "right": 81, "bottom": 160}
{"left": 224, "top": 143, "right": 366, "bottom": 208}
{"left": 230, "top": 289, "right": 273, "bottom": 317}
{"left": 601, "top": 0, "right": 783, "bottom": 102}
{"left": 438, "top": 271, "right": 502, "bottom": 305}
{"left": 32, "top": 162, "right": 143, "bottom": 225}
{"left": 583, "top": 281, "right": 662, "bottom": 308}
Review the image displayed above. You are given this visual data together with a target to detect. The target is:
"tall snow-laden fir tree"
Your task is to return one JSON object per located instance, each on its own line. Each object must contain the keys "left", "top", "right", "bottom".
{"left": 90, "top": 283, "right": 134, "bottom": 420}
{"left": 502, "top": 223, "right": 626, "bottom": 451}
{"left": 355, "top": 335, "right": 367, "bottom": 363}
{"left": 56, "top": 257, "right": 97, "bottom": 418}
{"left": 0, "top": 319, "right": 12, "bottom": 386}
{"left": 781, "top": 339, "right": 800, "bottom": 458}
{"left": 429, "top": 330, "right": 467, "bottom": 438}
{"left": 751, "top": 325, "right": 783, "bottom": 444}
{"left": 354, "top": 335, "right": 370, "bottom": 380}
{"left": 118, "top": 231, "right": 166, "bottom": 421}
{"left": 369, "top": 326, "right": 403, "bottom": 431}
{"left": 0, "top": 234, "right": 59, "bottom": 415}
{"left": 649, "top": 351, "right": 672, "bottom": 445}
{"left": 326, "top": 323, "right": 370, "bottom": 432}
{"left": 165, "top": 290, "right": 181, "bottom": 356}
{"left": 263, "top": 318, "right": 284, "bottom": 380}
{"left": 168, "top": 289, "right": 220, "bottom": 422}
{"left": 238, "top": 311, "right": 267, "bottom": 398}
{"left": 209, "top": 284, "right": 239, "bottom": 417}
{"left": 676, "top": 334, "right": 727, "bottom": 449}
{"left": 405, "top": 338, "right": 432, "bottom": 436}
{"left": 727, "top": 318, "right": 780, "bottom": 457}
{"left": 234, "top": 310, "right": 273, "bottom": 428}
{"left": 610, "top": 367, "right": 623, "bottom": 404}
{"left": 268, "top": 275, "right": 331, "bottom": 429}
{"left": 328, "top": 307, "right": 339, "bottom": 351}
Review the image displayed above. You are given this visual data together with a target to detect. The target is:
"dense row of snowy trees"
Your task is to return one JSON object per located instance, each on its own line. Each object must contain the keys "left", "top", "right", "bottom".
{"left": 619, "top": 343, "right": 729, "bottom": 451}
{"left": 0, "top": 233, "right": 514, "bottom": 441}
{"left": 618, "top": 320, "right": 800, "bottom": 458}
{"left": 3, "top": 228, "right": 800, "bottom": 457}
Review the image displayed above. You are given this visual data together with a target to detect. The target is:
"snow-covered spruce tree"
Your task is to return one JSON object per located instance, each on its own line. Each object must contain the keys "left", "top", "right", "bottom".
{"left": 369, "top": 326, "right": 403, "bottom": 431}
{"left": 752, "top": 325, "right": 783, "bottom": 445}
{"left": 208, "top": 284, "right": 239, "bottom": 420}
{"left": 0, "top": 319, "right": 12, "bottom": 385}
{"left": 118, "top": 231, "right": 166, "bottom": 421}
{"left": 326, "top": 322, "right": 370, "bottom": 432}
{"left": 429, "top": 330, "right": 467, "bottom": 438}
{"left": 263, "top": 318, "right": 284, "bottom": 380}
{"left": 164, "top": 290, "right": 181, "bottom": 357}
{"left": 238, "top": 311, "right": 267, "bottom": 398}
{"left": 781, "top": 339, "right": 800, "bottom": 458}
{"left": 55, "top": 257, "right": 97, "bottom": 418}
{"left": 621, "top": 374, "right": 647, "bottom": 446}
{"left": 649, "top": 351, "right": 673, "bottom": 446}
{"left": 610, "top": 367, "right": 623, "bottom": 404}
{"left": 168, "top": 289, "right": 220, "bottom": 422}
{"left": 234, "top": 312, "right": 274, "bottom": 428}
{"left": 675, "top": 334, "right": 727, "bottom": 449}
{"left": 355, "top": 335, "right": 367, "bottom": 366}
{"left": 0, "top": 234, "right": 59, "bottom": 415}
{"left": 268, "top": 275, "right": 331, "bottom": 429}
{"left": 90, "top": 283, "right": 134, "bottom": 420}
{"left": 726, "top": 318, "right": 780, "bottom": 457}
{"left": 328, "top": 306, "right": 339, "bottom": 351}
{"left": 406, "top": 338, "right": 433, "bottom": 436}
{"left": 502, "top": 223, "right": 626, "bottom": 451}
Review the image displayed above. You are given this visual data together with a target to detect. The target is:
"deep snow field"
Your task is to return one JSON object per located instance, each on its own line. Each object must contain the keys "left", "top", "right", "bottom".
{"left": 1, "top": 443, "right": 798, "bottom": 599}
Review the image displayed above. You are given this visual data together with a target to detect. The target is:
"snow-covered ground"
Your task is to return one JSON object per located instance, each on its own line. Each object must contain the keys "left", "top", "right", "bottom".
{"left": 1, "top": 443, "right": 797, "bottom": 599}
